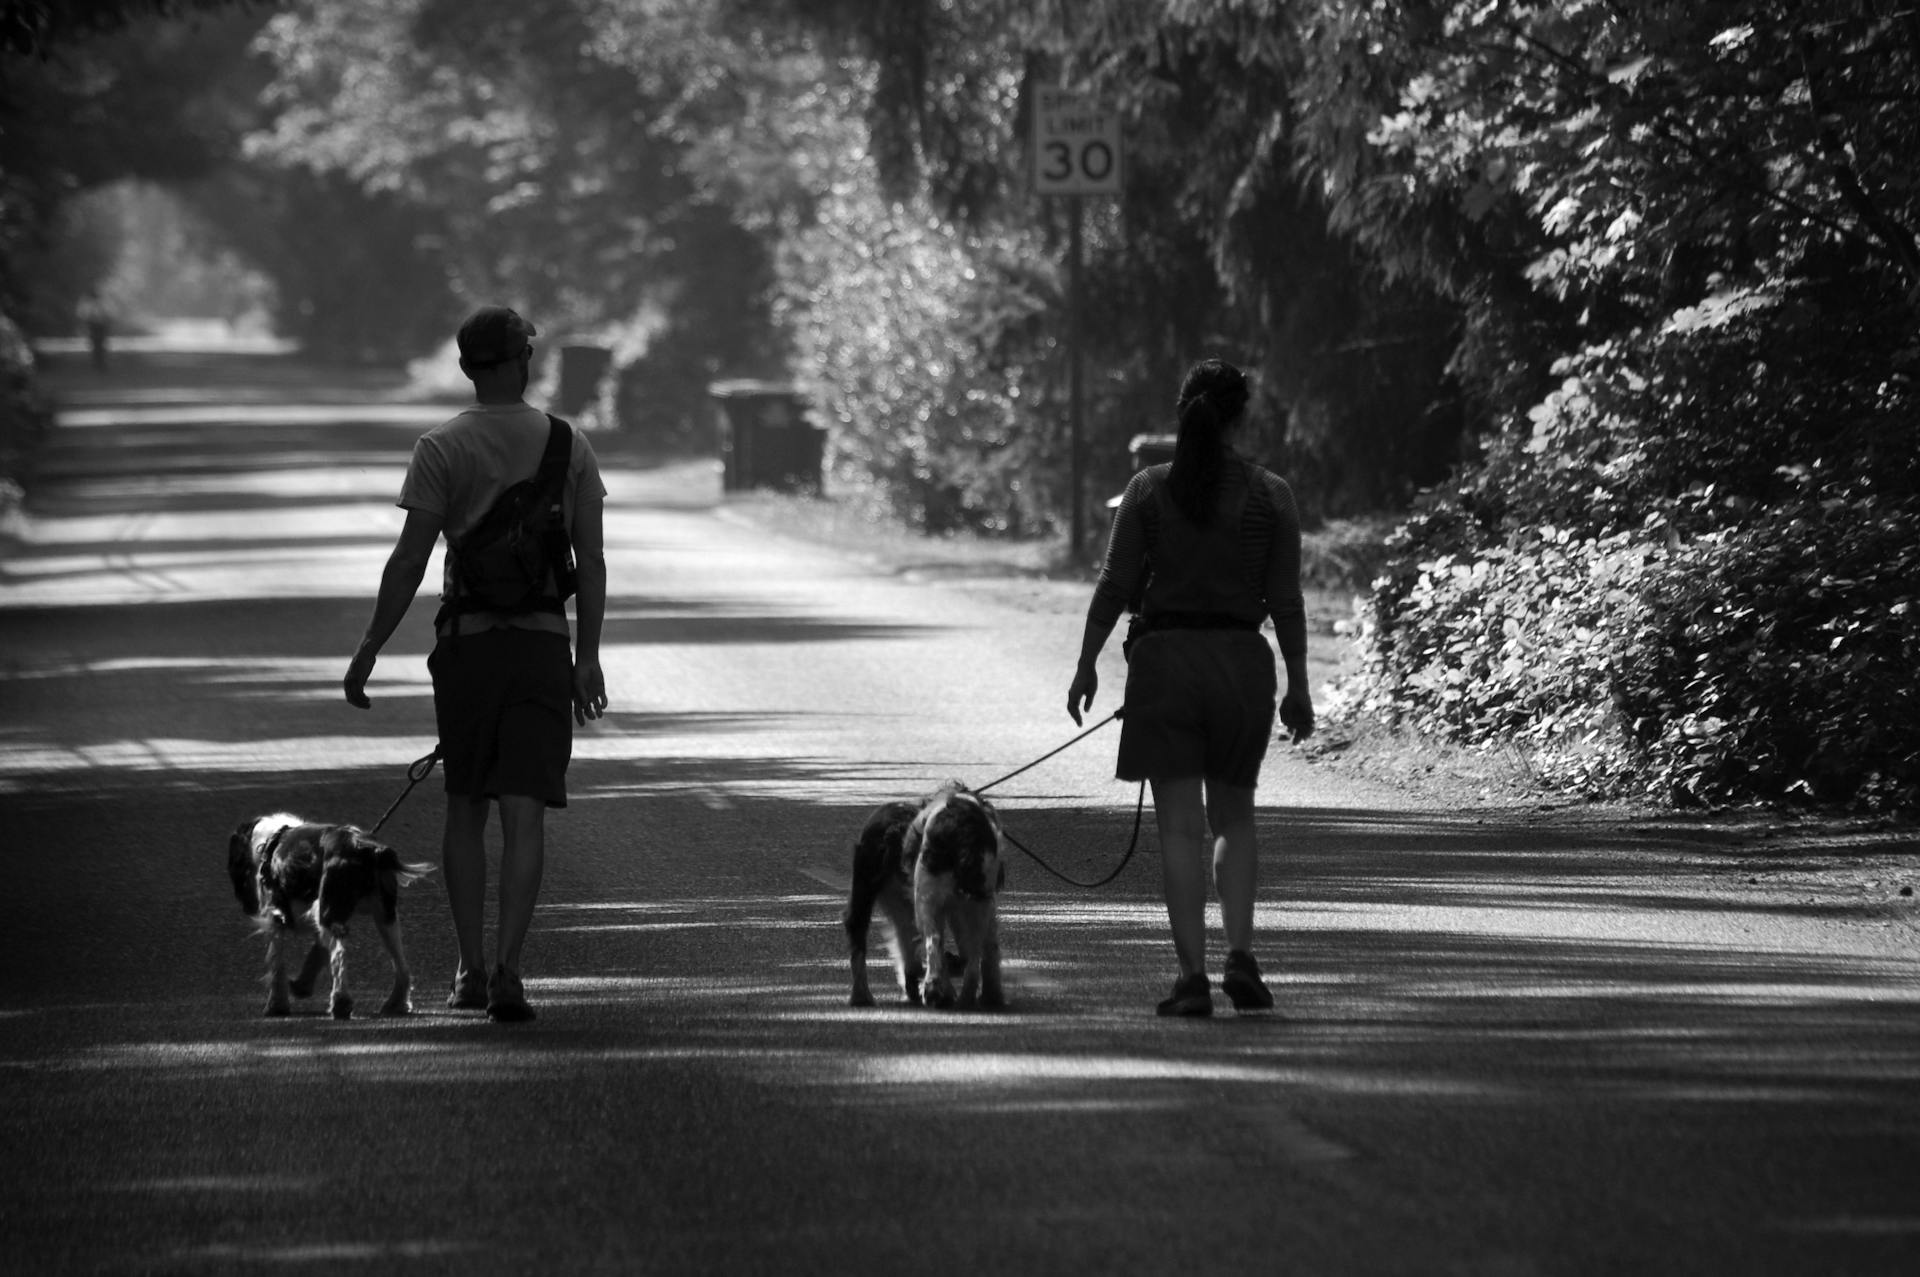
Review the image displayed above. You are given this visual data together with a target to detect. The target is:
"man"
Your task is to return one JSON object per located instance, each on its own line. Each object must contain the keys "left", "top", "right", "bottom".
{"left": 344, "top": 305, "right": 609, "bottom": 1022}
{"left": 76, "top": 292, "right": 110, "bottom": 370}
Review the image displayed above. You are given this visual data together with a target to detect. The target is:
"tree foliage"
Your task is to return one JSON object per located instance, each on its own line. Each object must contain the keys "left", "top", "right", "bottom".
{"left": 0, "top": 3, "right": 265, "bottom": 332}
{"left": 1313, "top": 1, "right": 1920, "bottom": 810}
{"left": 246, "top": 0, "right": 784, "bottom": 401}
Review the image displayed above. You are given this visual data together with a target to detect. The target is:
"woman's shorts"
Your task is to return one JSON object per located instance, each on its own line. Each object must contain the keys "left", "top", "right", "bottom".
{"left": 1117, "top": 628, "right": 1277, "bottom": 788}
{"left": 428, "top": 629, "right": 573, "bottom": 808}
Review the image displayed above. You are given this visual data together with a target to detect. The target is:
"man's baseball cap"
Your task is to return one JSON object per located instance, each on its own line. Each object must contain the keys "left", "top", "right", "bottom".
{"left": 456, "top": 306, "right": 537, "bottom": 368}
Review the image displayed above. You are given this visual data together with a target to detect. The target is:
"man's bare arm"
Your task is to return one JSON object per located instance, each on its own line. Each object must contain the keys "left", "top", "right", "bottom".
{"left": 569, "top": 498, "right": 608, "bottom": 723}
{"left": 344, "top": 508, "right": 443, "bottom": 708}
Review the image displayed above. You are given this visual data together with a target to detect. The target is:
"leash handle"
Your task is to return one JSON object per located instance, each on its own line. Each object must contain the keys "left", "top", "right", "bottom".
{"left": 367, "top": 747, "right": 442, "bottom": 837}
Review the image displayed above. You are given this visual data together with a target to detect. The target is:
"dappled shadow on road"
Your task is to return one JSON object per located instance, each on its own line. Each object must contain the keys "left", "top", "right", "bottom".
{"left": 5, "top": 780, "right": 1918, "bottom": 1275}
{"left": 596, "top": 598, "right": 941, "bottom": 646}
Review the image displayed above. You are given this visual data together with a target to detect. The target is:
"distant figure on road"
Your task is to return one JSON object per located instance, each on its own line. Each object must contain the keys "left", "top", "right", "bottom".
{"left": 75, "top": 292, "right": 110, "bottom": 371}
{"left": 1066, "top": 357, "right": 1314, "bottom": 1017}
{"left": 344, "top": 305, "right": 609, "bottom": 1023}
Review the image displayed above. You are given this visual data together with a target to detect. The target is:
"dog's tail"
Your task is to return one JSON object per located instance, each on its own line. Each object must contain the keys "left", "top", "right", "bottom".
{"left": 369, "top": 850, "right": 435, "bottom": 925}
{"left": 382, "top": 852, "right": 436, "bottom": 889}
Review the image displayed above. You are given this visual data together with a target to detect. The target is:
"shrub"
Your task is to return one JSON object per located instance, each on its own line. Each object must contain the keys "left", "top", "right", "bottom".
{"left": 775, "top": 155, "right": 1061, "bottom": 537}
{"left": 1334, "top": 280, "right": 1919, "bottom": 812}
{"left": 1616, "top": 499, "right": 1920, "bottom": 809}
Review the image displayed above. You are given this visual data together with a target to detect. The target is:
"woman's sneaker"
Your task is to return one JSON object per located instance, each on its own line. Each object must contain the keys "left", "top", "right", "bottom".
{"left": 447, "top": 967, "right": 487, "bottom": 1011}
{"left": 1221, "top": 949, "right": 1274, "bottom": 1012}
{"left": 1155, "top": 972, "right": 1213, "bottom": 1017}
{"left": 486, "top": 966, "right": 536, "bottom": 1023}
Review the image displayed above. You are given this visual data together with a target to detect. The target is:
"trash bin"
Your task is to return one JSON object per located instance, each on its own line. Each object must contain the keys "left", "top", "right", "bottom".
{"left": 709, "top": 380, "right": 826, "bottom": 493}
{"left": 555, "top": 344, "right": 613, "bottom": 417}
{"left": 1105, "top": 432, "right": 1177, "bottom": 513}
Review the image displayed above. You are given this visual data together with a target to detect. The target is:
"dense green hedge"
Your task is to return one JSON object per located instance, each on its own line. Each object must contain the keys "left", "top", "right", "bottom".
{"left": 1335, "top": 282, "right": 1919, "bottom": 811}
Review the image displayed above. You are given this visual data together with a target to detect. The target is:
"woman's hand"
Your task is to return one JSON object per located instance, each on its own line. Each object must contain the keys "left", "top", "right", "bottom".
{"left": 1279, "top": 687, "right": 1315, "bottom": 742}
{"left": 573, "top": 659, "right": 608, "bottom": 726}
{"left": 1067, "top": 665, "right": 1098, "bottom": 726}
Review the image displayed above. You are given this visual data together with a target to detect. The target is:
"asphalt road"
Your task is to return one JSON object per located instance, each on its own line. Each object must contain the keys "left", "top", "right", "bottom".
{"left": 2, "top": 349, "right": 1917, "bottom": 1276}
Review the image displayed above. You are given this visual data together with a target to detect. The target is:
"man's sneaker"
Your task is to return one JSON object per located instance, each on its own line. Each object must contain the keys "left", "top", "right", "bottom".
{"left": 1155, "top": 972, "right": 1213, "bottom": 1017}
{"left": 1222, "top": 949, "right": 1275, "bottom": 1012}
{"left": 486, "top": 966, "right": 536, "bottom": 1023}
{"left": 447, "top": 967, "right": 487, "bottom": 1011}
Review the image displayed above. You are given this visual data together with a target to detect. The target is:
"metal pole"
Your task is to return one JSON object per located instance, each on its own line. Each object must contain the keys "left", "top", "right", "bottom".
{"left": 1068, "top": 194, "right": 1084, "bottom": 561}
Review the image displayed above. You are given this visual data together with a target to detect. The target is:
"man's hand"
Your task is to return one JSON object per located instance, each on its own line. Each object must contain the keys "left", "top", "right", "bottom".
{"left": 1067, "top": 665, "right": 1098, "bottom": 726}
{"left": 1279, "top": 688, "right": 1315, "bottom": 743}
{"left": 344, "top": 646, "right": 377, "bottom": 709}
{"left": 573, "top": 659, "right": 608, "bottom": 726}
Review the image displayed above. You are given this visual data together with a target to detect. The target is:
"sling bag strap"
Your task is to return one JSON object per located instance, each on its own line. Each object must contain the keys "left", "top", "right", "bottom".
{"left": 435, "top": 414, "right": 576, "bottom": 630}
{"left": 535, "top": 413, "right": 571, "bottom": 501}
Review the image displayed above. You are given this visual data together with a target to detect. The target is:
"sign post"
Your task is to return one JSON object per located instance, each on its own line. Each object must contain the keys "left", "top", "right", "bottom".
{"left": 1033, "top": 89, "right": 1122, "bottom": 560}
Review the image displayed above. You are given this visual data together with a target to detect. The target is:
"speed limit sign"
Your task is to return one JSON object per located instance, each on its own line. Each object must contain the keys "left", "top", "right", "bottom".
{"left": 1032, "top": 89, "right": 1123, "bottom": 196}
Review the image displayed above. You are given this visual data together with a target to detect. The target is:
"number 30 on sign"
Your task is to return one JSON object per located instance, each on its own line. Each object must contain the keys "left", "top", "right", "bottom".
{"left": 1032, "top": 89, "right": 1123, "bottom": 197}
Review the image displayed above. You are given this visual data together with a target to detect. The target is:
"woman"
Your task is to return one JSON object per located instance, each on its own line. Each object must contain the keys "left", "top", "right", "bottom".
{"left": 1067, "top": 358, "right": 1314, "bottom": 1016}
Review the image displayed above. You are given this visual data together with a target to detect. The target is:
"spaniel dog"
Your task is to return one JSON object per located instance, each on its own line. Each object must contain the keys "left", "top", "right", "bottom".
{"left": 228, "top": 813, "right": 433, "bottom": 1019}
{"left": 843, "top": 782, "right": 1005, "bottom": 1010}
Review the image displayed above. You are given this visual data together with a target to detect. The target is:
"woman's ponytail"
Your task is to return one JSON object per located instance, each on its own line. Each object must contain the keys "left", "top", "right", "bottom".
{"left": 1167, "top": 359, "right": 1248, "bottom": 526}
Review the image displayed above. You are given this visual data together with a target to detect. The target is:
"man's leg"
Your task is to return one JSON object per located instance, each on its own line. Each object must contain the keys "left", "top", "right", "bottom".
{"left": 495, "top": 794, "right": 546, "bottom": 976}
{"left": 442, "top": 795, "right": 490, "bottom": 978}
{"left": 1150, "top": 776, "right": 1210, "bottom": 977}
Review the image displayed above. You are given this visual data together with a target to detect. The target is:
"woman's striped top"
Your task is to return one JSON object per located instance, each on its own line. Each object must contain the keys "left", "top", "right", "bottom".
{"left": 1089, "top": 461, "right": 1305, "bottom": 632}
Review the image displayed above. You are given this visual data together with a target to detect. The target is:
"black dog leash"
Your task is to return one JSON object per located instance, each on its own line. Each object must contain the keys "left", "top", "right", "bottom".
{"left": 367, "top": 747, "right": 442, "bottom": 837}
{"left": 974, "top": 709, "right": 1123, "bottom": 796}
{"left": 973, "top": 709, "right": 1150, "bottom": 890}
{"left": 998, "top": 780, "right": 1149, "bottom": 889}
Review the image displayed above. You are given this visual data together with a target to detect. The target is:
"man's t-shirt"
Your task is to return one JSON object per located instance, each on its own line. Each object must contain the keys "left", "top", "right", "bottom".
{"left": 398, "top": 401, "right": 609, "bottom": 639}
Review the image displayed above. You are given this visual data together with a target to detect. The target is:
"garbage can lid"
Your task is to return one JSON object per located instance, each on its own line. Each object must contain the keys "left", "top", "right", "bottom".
{"left": 708, "top": 378, "right": 800, "bottom": 400}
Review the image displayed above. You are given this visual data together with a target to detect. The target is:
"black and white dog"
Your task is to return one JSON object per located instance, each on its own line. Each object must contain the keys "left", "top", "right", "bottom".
{"left": 843, "top": 782, "right": 1006, "bottom": 1010}
{"left": 228, "top": 813, "right": 433, "bottom": 1019}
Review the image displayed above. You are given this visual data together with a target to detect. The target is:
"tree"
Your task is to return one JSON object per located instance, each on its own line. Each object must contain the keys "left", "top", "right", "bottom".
{"left": 0, "top": 0, "right": 258, "bottom": 59}
{"left": 0, "top": 3, "right": 268, "bottom": 332}
{"left": 1306, "top": 1, "right": 1920, "bottom": 809}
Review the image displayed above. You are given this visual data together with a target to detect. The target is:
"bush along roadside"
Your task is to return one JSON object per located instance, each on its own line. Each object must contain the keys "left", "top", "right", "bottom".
{"left": 1327, "top": 283, "right": 1920, "bottom": 814}
{"left": 0, "top": 315, "right": 51, "bottom": 538}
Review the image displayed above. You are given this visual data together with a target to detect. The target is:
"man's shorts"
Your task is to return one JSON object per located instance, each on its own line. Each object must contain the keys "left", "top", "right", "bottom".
{"left": 1117, "top": 629, "right": 1277, "bottom": 788}
{"left": 428, "top": 629, "right": 573, "bottom": 808}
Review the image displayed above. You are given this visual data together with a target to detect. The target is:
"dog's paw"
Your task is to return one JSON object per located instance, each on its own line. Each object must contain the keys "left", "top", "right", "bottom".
{"left": 379, "top": 990, "right": 412, "bottom": 1017}
{"left": 977, "top": 988, "right": 1006, "bottom": 1010}
{"left": 849, "top": 986, "right": 876, "bottom": 1008}
{"left": 920, "top": 979, "right": 955, "bottom": 1010}
{"left": 262, "top": 996, "right": 291, "bottom": 1018}
{"left": 288, "top": 974, "right": 317, "bottom": 999}
{"left": 329, "top": 993, "right": 354, "bottom": 1020}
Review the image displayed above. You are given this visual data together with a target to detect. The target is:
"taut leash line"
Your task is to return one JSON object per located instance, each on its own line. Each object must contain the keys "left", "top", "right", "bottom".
{"left": 367, "top": 747, "right": 442, "bottom": 837}
{"left": 974, "top": 709, "right": 1122, "bottom": 796}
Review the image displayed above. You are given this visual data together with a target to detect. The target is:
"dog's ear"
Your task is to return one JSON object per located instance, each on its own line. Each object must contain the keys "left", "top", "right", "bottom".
{"left": 316, "top": 859, "right": 365, "bottom": 931}
{"left": 315, "top": 828, "right": 378, "bottom": 930}
{"left": 370, "top": 844, "right": 404, "bottom": 923}
{"left": 229, "top": 820, "right": 261, "bottom": 914}
{"left": 902, "top": 812, "right": 927, "bottom": 870}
